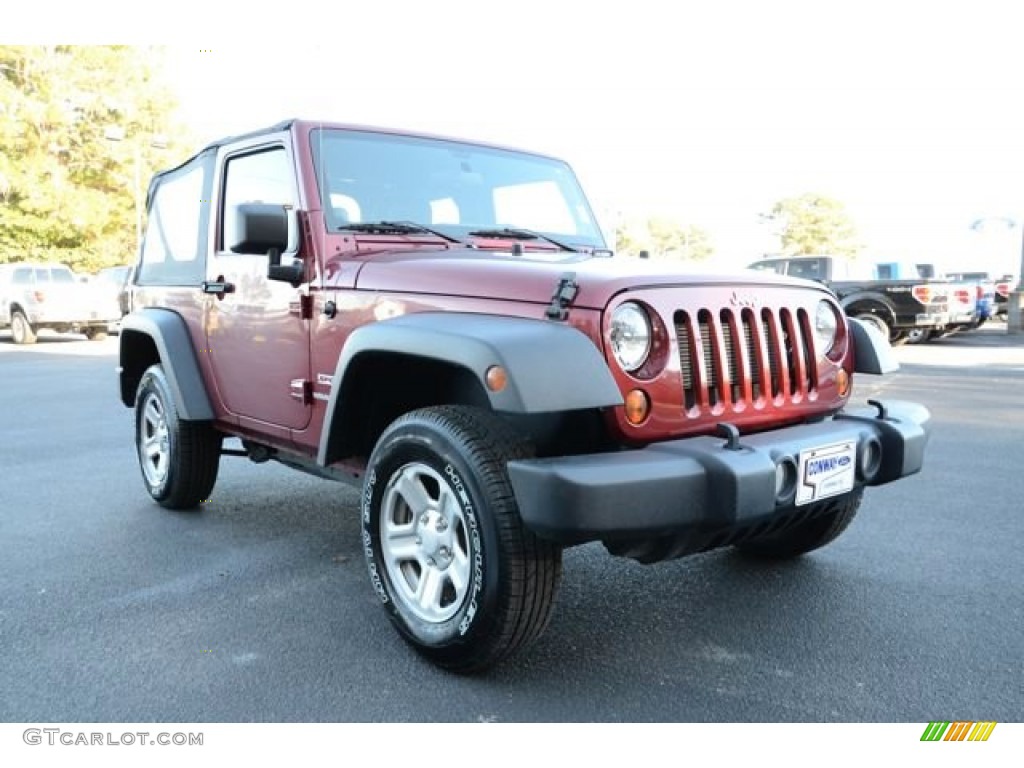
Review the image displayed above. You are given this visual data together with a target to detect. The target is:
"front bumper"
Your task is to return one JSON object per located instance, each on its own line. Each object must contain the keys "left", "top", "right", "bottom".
{"left": 508, "top": 400, "right": 930, "bottom": 544}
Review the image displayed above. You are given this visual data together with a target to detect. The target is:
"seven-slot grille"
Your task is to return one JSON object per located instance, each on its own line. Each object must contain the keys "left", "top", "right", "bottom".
{"left": 673, "top": 307, "right": 817, "bottom": 412}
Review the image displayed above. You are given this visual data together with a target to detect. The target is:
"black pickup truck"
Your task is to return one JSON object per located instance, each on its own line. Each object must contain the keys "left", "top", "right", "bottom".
{"left": 748, "top": 255, "right": 951, "bottom": 345}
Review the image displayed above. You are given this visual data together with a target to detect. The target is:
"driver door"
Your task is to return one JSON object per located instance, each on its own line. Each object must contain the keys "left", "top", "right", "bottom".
{"left": 205, "top": 143, "right": 311, "bottom": 433}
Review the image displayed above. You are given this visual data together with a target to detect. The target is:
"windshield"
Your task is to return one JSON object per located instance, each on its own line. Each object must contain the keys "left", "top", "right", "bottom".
{"left": 310, "top": 129, "right": 605, "bottom": 249}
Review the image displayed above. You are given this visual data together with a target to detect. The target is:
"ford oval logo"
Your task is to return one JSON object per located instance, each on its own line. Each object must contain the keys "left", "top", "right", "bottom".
{"left": 837, "top": 456, "right": 851, "bottom": 467}
{"left": 729, "top": 291, "right": 758, "bottom": 308}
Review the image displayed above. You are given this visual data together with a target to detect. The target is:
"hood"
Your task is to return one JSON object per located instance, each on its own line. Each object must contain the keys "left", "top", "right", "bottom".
{"left": 347, "top": 247, "right": 820, "bottom": 308}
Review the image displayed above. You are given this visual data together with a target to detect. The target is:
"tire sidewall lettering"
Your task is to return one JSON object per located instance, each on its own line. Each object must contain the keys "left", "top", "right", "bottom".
{"left": 444, "top": 462, "right": 484, "bottom": 636}
{"left": 362, "top": 426, "right": 492, "bottom": 647}
{"left": 361, "top": 469, "right": 389, "bottom": 604}
{"left": 361, "top": 469, "right": 376, "bottom": 526}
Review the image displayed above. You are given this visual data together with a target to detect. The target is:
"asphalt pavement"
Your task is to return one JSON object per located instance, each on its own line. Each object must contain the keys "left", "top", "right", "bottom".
{"left": 1, "top": 326, "right": 1021, "bottom": 722}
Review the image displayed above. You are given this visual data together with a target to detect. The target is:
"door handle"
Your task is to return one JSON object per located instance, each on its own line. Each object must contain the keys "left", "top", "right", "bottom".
{"left": 201, "top": 279, "right": 235, "bottom": 297}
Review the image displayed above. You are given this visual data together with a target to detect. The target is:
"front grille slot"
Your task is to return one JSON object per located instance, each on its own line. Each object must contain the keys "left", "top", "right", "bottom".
{"left": 698, "top": 310, "right": 720, "bottom": 406}
{"left": 761, "top": 310, "right": 783, "bottom": 397}
{"left": 742, "top": 309, "right": 761, "bottom": 399}
{"left": 674, "top": 304, "right": 815, "bottom": 416}
{"left": 676, "top": 311, "right": 699, "bottom": 410}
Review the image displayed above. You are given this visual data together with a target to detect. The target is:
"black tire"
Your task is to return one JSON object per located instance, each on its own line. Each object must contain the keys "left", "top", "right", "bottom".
{"left": 362, "top": 405, "right": 562, "bottom": 673}
{"left": 735, "top": 489, "right": 863, "bottom": 559}
{"left": 11, "top": 310, "right": 37, "bottom": 345}
{"left": 905, "top": 328, "right": 932, "bottom": 344}
{"left": 854, "top": 313, "right": 891, "bottom": 344}
{"left": 134, "top": 364, "right": 222, "bottom": 510}
{"left": 84, "top": 327, "right": 109, "bottom": 341}
{"left": 889, "top": 330, "right": 908, "bottom": 347}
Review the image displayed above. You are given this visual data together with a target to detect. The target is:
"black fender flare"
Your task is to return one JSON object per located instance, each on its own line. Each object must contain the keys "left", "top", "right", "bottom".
{"left": 839, "top": 292, "right": 898, "bottom": 325}
{"left": 847, "top": 317, "right": 899, "bottom": 375}
{"left": 317, "top": 312, "right": 622, "bottom": 466}
{"left": 118, "top": 308, "right": 214, "bottom": 420}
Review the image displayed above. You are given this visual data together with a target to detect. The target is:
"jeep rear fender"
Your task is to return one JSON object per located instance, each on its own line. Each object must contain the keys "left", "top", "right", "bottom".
{"left": 118, "top": 309, "right": 214, "bottom": 420}
{"left": 317, "top": 312, "right": 622, "bottom": 466}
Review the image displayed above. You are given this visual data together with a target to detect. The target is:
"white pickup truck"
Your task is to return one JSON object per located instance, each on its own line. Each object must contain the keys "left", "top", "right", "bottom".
{"left": 0, "top": 262, "right": 121, "bottom": 344}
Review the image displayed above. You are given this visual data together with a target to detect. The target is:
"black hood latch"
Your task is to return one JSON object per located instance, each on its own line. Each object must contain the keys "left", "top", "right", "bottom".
{"left": 545, "top": 272, "right": 578, "bottom": 321}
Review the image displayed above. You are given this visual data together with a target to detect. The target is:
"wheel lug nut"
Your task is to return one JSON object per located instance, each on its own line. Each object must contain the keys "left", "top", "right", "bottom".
{"left": 436, "top": 518, "right": 448, "bottom": 532}
{"left": 420, "top": 514, "right": 429, "bottom": 525}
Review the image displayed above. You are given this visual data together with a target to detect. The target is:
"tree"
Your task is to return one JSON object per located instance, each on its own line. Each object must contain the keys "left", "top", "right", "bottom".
{"left": 615, "top": 215, "right": 714, "bottom": 261}
{"left": 614, "top": 216, "right": 648, "bottom": 257}
{"left": 0, "top": 46, "right": 187, "bottom": 272}
{"left": 763, "top": 193, "right": 860, "bottom": 258}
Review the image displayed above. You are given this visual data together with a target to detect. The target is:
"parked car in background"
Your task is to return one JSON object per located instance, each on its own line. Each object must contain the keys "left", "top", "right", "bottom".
{"left": 0, "top": 262, "right": 121, "bottom": 344}
{"left": 872, "top": 262, "right": 961, "bottom": 342}
{"left": 992, "top": 275, "right": 1016, "bottom": 321}
{"left": 747, "top": 254, "right": 951, "bottom": 345}
{"left": 870, "top": 261, "right": 982, "bottom": 342}
{"left": 95, "top": 265, "right": 132, "bottom": 290}
{"left": 944, "top": 271, "right": 996, "bottom": 327}
{"left": 93, "top": 265, "right": 133, "bottom": 333}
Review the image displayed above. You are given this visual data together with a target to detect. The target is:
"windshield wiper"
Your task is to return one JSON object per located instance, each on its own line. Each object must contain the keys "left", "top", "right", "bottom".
{"left": 467, "top": 227, "right": 579, "bottom": 253}
{"left": 338, "top": 220, "right": 469, "bottom": 246}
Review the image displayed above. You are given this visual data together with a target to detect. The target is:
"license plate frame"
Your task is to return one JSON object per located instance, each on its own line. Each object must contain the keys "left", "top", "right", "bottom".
{"left": 795, "top": 440, "right": 856, "bottom": 506}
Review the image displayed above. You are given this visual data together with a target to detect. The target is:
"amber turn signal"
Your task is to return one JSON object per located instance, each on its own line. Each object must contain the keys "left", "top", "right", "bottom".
{"left": 485, "top": 365, "right": 508, "bottom": 392}
{"left": 624, "top": 389, "right": 650, "bottom": 425}
{"left": 836, "top": 368, "right": 850, "bottom": 397}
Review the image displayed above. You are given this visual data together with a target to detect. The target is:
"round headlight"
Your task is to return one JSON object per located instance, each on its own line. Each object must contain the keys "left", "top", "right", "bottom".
{"left": 814, "top": 300, "right": 839, "bottom": 356}
{"left": 610, "top": 302, "right": 652, "bottom": 372}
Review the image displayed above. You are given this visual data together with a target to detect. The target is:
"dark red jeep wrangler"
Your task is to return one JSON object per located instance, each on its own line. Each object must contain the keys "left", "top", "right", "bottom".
{"left": 118, "top": 120, "right": 930, "bottom": 671}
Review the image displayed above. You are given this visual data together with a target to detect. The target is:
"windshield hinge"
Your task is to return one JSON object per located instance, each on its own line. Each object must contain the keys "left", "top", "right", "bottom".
{"left": 545, "top": 272, "right": 578, "bottom": 321}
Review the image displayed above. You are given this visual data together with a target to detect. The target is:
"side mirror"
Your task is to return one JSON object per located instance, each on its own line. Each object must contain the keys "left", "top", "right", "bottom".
{"left": 231, "top": 203, "right": 303, "bottom": 286}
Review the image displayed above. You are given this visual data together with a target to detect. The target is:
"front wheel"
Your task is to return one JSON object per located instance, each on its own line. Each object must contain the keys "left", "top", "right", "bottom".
{"left": 134, "top": 364, "right": 222, "bottom": 509}
{"left": 362, "top": 406, "right": 562, "bottom": 673}
{"left": 735, "top": 490, "right": 863, "bottom": 559}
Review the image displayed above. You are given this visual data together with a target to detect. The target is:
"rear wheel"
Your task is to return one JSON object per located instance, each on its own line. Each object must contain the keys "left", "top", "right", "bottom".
{"left": 134, "top": 364, "right": 222, "bottom": 509}
{"left": 84, "top": 327, "right": 108, "bottom": 341}
{"left": 905, "top": 328, "right": 932, "bottom": 344}
{"left": 11, "top": 310, "right": 37, "bottom": 345}
{"left": 362, "top": 406, "right": 562, "bottom": 672}
{"left": 736, "top": 490, "right": 863, "bottom": 559}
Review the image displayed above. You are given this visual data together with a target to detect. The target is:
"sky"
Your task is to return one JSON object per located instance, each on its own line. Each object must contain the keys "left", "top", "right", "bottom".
{"left": 15, "top": 1, "right": 1024, "bottom": 275}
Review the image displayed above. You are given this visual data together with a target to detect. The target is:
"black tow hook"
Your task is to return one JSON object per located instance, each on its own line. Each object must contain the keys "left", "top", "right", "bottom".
{"left": 716, "top": 422, "right": 746, "bottom": 451}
